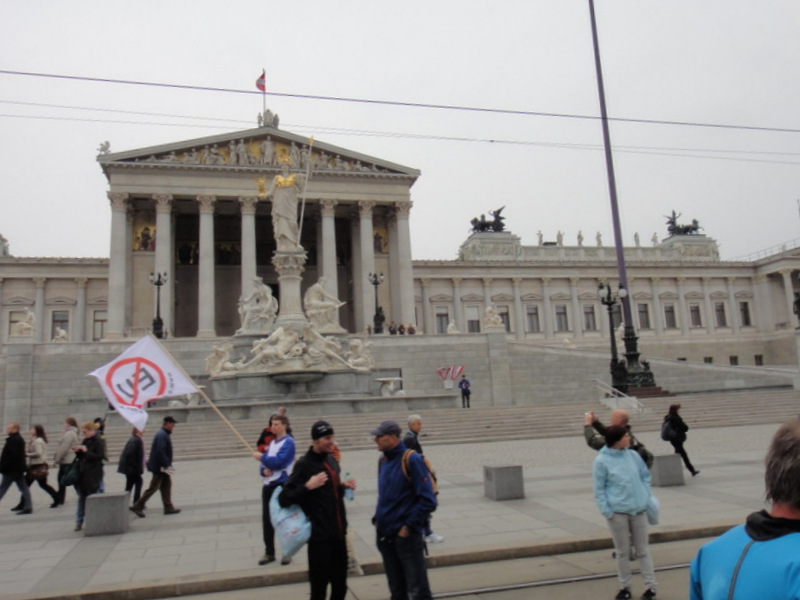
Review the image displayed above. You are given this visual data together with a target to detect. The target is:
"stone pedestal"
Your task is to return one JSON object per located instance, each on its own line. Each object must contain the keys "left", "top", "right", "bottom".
{"left": 273, "top": 250, "right": 308, "bottom": 331}
{"left": 483, "top": 465, "right": 524, "bottom": 500}
{"left": 85, "top": 491, "right": 130, "bottom": 536}
{"left": 651, "top": 455, "right": 685, "bottom": 487}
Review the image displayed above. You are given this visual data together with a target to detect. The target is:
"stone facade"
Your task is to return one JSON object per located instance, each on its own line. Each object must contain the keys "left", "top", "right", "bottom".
{"left": 2, "top": 124, "right": 800, "bottom": 425}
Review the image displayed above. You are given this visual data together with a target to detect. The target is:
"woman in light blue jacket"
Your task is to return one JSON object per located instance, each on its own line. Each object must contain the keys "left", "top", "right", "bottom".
{"left": 593, "top": 425, "right": 657, "bottom": 600}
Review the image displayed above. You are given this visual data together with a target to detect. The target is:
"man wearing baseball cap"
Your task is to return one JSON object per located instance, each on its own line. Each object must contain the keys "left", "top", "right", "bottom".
{"left": 279, "top": 420, "right": 356, "bottom": 600}
{"left": 372, "top": 419, "right": 437, "bottom": 600}
{"left": 130, "top": 416, "right": 180, "bottom": 518}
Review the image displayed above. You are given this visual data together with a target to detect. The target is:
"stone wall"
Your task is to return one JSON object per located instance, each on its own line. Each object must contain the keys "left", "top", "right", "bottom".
{"left": 0, "top": 333, "right": 794, "bottom": 430}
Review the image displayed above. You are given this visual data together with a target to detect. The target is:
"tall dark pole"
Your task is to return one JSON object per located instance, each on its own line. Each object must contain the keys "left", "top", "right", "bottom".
{"left": 588, "top": 0, "right": 654, "bottom": 388}
{"left": 368, "top": 272, "right": 384, "bottom": 334}
{"left": 149, "top": 272, "right": 167, "bottom": 339}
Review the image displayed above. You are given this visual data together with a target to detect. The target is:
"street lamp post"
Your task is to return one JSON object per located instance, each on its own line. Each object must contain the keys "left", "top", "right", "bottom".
{"left": 588, "top": 0, "right": 655, "bottom": 391}
{"left": 598, "top": 283, "right": 628, "bottom": 393}
{"left": 149, "top": 272, "right": 168, "bottom": 339}
{"left": 367, "top": 272, "right": 384, "bottom": 334}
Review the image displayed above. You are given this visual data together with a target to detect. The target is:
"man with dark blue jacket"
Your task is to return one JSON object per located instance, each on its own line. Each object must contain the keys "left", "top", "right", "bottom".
{"left": 130, "top": 416, "right": 180, "bottom": 518}
{"left": 373, "top": 420, "right": 437, "bottom": 600}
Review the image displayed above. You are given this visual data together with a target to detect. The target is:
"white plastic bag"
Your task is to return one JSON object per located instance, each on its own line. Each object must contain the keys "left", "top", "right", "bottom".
{"left": 646, "top": 494, "right": 660, "bottom": 525}
{"left": 269, "top": 485, "right": 311, "bottom": 559}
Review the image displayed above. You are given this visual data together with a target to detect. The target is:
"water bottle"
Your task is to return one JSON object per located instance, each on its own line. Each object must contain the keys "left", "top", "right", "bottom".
{"left": 344, "top": 472, "right": 354, "bottom": 501}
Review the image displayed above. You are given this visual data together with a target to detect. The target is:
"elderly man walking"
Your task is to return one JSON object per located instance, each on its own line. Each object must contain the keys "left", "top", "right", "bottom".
{"left": 403, "top": 414, "right": 443, "bottom": 544}
{"left": 373, "top": 420, "right": 437, "bottom": 600}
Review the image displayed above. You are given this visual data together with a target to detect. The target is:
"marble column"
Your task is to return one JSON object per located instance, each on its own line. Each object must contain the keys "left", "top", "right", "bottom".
{"left": 197, "top": 195, "right": 216, "bottom": 338}
{"left": 319, "top": 199, "right": 340, "bottom": 303}
{"left": 482, "top": 278, "right": 493, "bottom": 329}
{"left": 702, "top": 277, "right": 715, "bottom": 334}
{"left": 394, "top": 201, "right": 415, "bottom": 325}
{"left": 33, "top": 278, "right": 46, "bottom": 343}
{"left": 650, "top": 278, "right": 664, "bottom": 335}
{"left": 239, "top": 196, "right": 259, "bottom": 300}
{"left": 74, "top": 278, "right": 87, "bottom": 342}
{"left": 106, "top": 192, "right": 129, "bottom": 340}
{"left": 726, "top": 277, "right": 740, "bottom": 333}
{"left": 542, "top": 278, "right": 553, "bottom": 338}
{"left": 452, "top": 278, "right": 464, "bottom": 332}
{"left": 755, "top": 274, "right": 773, "bottom": 331}
{"left": 780, "top": 269, "right": 797, "bottom": 328}
{"left": 421, "top": 278, "right": 432, "bottom": 334}
{"left": 351, "top": 217, "right": 364, "bottom": 331}
{"left": 358, "top": 201, "right": 376, "bottom": 330}
{"left": 154, "top": 194, "right": 174, "bottom": 335}
{"left": 512, "top": 277, "right": 524, "bottom": 339}
{"left": 677, "top": 277, "right": 689, "bottom": 335}
{"left": 569, "top": 277, "right": 582, "bottom": 338}
{"left": 387, "top": 212, "right": 401, "bottom": 322}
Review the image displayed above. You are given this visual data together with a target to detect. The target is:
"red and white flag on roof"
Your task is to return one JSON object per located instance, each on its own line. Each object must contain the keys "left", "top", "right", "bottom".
{"left": 89, "top": 335, "right": 198, "bottom": 431}
{"left": 256, "top": 69, "right": 266, "bottom": 92}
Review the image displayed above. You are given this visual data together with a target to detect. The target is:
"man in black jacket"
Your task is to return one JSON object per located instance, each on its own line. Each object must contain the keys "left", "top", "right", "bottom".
{"left": 279, "top": 420, "right": 356, "bottom": 600}
{"left": 0, "top": 422, "right": 32, "bottom": 513}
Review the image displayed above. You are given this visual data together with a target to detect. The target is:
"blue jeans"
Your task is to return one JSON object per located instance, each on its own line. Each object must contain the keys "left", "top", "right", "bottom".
{"left": 76, "top": 488, "right": 96, "bottom": 526}
{"left": 377, "top": 531, "right": 433, "bottom": 600}
{"left": 0, "top": 474, "right": 31, "bottom": 510}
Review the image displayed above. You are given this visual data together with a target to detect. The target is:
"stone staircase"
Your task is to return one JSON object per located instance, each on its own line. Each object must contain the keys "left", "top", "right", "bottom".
{"left": 99, "top": 388, "right": 800, "bottom": 462}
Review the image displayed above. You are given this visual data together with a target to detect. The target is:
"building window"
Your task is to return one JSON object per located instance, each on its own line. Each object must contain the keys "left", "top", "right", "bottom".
{"left": 754, "top": 354, "right": 764, "bottom": 366}
{"left": 555, "top": 304, "right": 569, "bottom": 332}
{"left": 51, "top": 310, "right": 69, "bottom": 339}
{"left": 637, "top": 303, "right": 651, "bottom": 330}
{"left": 466, "top": 306, "right": 481, "bottom": 333}
{"left": 730, "top": 356, "right": 739, "bottom": 366}
{"left": 497, "top": 306, "right": 511, "bottom": 332}
{"left": 92, "top": 310, "right": 108, "bottom": 341}
{"left": 8, "top": 310, "right": 26, "bottom": 336}
{"left": 704, "top": 356, "right": 713, "bottom": 364}
{"left": 526, "top": 306, "right": 540, "bottom": 332}
{"left": 739, "top": 301, "right": 752, "bottom": 327}
{"left": 434, "top": 307, "right": 449, "bottom": 334}
{"left": 714, "top": 302, "right": 727, "bottom": 327}
{"left": 664, "top": 304, "right": 677, "bottom": 329}
{"left": 611, "top": 304, "right": 623, "bottom": 329}
{"left": 689, "top": 303, "right": 702, "bottom": 327}
{"left": 583, "top": 304, "right": 597, "bottom": 331}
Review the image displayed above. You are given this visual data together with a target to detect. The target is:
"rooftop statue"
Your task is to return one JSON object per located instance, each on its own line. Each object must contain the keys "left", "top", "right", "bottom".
{"left": 665, "top": 210, "right": 703, "bottom": 236}
{"left": 470, "top": 206, "right": 506, "bottom": 233}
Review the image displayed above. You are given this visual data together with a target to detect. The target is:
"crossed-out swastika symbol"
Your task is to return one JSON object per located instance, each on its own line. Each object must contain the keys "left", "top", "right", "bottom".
{"left": 105, "top": 357, "right": 167, "bottom": 407}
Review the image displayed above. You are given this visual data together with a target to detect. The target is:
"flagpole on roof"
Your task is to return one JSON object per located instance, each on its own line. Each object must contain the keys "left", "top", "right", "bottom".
{"left": 147, "top": 334, "right": 256, "bottom": 454}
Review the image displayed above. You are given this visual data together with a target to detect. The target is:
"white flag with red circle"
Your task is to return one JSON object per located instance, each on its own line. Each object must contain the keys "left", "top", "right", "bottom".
{"left": 89, "top": 335, "right": 198, "bottom": 431}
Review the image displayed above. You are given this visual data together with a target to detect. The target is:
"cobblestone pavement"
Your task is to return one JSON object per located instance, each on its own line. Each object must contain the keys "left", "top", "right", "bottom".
{"left": 0, "top": 421, "right": 778, "bottom": 599}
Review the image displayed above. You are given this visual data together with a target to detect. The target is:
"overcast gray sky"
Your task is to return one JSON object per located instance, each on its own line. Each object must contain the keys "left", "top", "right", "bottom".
{"left": 2, "top": 0, "right": 799, "bottom": 261}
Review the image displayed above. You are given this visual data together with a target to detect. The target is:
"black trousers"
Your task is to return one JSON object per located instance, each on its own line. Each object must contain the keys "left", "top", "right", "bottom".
{"left": 261, "top": 484, "right": 278, "bottom": 556}
{"left": 307, "top": 538, "right": 348, "bottom": 600}
{"left": 670, "top": 440, "right": 696, "bottom": 473}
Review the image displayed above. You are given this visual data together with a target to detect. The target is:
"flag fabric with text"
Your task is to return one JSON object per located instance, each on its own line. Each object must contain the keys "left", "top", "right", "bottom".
{"left": 256, "top": 69, "right": 266, "bottom": 92}
{"left": 89, "top": 335, "right": 198, "bottom": 431}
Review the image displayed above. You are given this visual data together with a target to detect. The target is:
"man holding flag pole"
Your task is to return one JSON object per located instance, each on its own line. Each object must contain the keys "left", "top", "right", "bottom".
{"left": 89, "top": 334, "right": 258, "bottom": 517}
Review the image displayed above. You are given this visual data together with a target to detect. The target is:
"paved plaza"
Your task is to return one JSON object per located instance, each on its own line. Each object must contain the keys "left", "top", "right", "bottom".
{"left": 0, "top": 420, "right": 780, "bottom": 600}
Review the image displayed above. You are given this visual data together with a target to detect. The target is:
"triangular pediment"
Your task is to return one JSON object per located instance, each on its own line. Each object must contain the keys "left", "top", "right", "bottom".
{"left": 98, "top": 125, "right": 419, "bottom": 179}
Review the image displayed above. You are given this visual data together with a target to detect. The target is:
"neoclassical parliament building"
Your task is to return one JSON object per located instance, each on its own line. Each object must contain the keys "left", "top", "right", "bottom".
{"left": 2, "top": 120, "right": 800, "bottom": 370}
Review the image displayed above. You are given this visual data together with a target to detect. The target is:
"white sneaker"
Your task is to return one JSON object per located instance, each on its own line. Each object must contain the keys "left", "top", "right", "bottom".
{"left": 425, "top": 533, "right": 444, "bottom": 543}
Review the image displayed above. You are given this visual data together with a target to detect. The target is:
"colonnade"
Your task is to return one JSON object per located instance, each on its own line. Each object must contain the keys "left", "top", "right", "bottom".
{"left": 104, "top": 192, "right": 415, "bottom": 340}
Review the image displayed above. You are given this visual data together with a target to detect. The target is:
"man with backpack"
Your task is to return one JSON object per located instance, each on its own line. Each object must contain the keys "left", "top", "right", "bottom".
{"left": 373, "top": 420, "right": 437, "bottom": 600}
